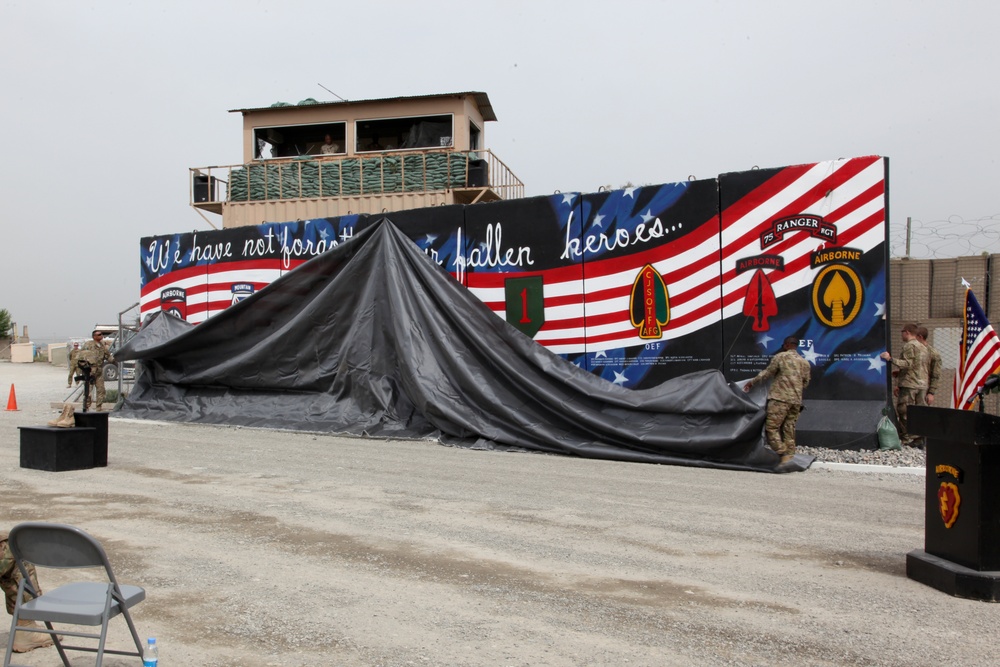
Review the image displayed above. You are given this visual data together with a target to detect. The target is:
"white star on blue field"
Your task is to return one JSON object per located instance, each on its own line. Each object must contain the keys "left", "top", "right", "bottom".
{"left": 867, "top": 354, "right": 885, "bottom": 373}
{"left": 801, "top": 345, "right": 821, "bottom": 365}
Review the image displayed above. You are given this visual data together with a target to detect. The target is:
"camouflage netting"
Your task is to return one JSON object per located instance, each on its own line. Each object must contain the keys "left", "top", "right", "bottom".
{"left": 228, "top": 153, "right": 471, "bottom": 202}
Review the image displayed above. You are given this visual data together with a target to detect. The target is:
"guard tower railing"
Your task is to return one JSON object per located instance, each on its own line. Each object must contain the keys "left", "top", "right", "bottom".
{"left": 190, "top": 148, "right": 523, "bottom": 213}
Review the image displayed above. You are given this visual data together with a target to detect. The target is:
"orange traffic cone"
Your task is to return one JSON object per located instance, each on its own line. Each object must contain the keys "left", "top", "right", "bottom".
{"left": 6, "top": 385, "right": 18, "bottom": 411}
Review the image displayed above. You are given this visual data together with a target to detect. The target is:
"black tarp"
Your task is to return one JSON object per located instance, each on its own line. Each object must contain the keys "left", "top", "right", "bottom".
{"left": 117, "top": 219, "right": 797, "bottom": 472}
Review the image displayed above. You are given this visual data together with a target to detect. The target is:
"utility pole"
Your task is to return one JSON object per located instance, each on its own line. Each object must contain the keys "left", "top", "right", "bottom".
{"left": 905, "top": 216, "right": 912, "bottom": 258}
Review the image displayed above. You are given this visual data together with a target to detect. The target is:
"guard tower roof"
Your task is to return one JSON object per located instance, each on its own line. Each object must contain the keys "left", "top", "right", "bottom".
{"left": 230, "top": 91, "right": 497, "bottom": 122}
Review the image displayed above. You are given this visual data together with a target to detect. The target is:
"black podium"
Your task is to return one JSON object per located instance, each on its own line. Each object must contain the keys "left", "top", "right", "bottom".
{"left": 906, "top": 406, "right": 1000, "bottom": 601}
{"left": 74, "top": 410, "right": 109, "bottom": 466}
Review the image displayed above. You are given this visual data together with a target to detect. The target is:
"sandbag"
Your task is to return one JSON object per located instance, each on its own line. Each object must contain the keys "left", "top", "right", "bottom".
{"left": 877, "top": 409, "right": 901, "bottom": 451}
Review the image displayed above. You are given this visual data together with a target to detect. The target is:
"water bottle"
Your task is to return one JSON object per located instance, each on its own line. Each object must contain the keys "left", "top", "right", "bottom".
{"left": 143, "top": 637, "right": 158, "bottom": 666}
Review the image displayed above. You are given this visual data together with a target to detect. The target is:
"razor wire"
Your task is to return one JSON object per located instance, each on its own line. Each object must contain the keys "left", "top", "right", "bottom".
{"left": 889, "top": 214, "right": 1000, "bottom": 259}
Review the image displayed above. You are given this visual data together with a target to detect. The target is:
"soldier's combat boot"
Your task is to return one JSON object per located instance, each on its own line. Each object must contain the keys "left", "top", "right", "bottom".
{"left": 46, "top": 404, "right": 66, "bottom": 426}
{"left": 775, "top": 455, "right": 797, "bottom": 473}
{"left": 47, "top": 404, "right": 75, "bottom": 428}
{"left": 12, "top": 619, "right": 55, "bottom": 653}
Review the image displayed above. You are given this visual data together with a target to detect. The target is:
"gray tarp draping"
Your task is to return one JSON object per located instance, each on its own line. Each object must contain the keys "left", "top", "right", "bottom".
{"left": 117, "top": 219, "right": 799, "bottom": 472}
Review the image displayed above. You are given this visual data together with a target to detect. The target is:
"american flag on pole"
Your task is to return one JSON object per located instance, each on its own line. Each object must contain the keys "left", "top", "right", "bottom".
{"left": 952, "top": 287, "right": 1000, "bottom": 409}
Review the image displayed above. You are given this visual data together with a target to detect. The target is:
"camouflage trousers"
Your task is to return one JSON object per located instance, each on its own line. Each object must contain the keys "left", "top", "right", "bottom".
{"left": 764, "top": 399, "right": 802, "bottom": 457}
{"left": 896, "top": 387, "right": 926, "bottom": 444}
{"left": 90, "top": 374, "right": 106, "bottom": 408}
{"left": 0, "top": 534, "right": 41, "bottom": 615}
{"left": 68, "top": 351, "right": 81, "bottom": 387}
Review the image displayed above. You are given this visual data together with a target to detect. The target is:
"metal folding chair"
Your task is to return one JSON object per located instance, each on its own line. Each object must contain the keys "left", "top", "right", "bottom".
{"left": 3, "top": 522, "right": 146, "bottom": 667}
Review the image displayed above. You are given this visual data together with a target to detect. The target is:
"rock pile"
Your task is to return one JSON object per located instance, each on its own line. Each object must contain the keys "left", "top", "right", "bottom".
{"left": 799, "top": 444, "right": 926, "bottom": 468}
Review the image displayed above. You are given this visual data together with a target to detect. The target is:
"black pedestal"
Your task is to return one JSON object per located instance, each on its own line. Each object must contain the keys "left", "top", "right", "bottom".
{"left": 19, "top": 427, "right": 96, "bottom": 472}
{"left": 906, "top": 550, "right": 1000, "bottom": 601}
{"left": 906, "top": 406, "right": 1000, "bottom": 600}
{"left": 75, "top": 411, "right": 109, "bottom": 466}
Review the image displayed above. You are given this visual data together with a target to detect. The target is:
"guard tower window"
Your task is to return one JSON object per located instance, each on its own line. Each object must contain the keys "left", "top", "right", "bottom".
{"left": 469, "top": 121, "right": 481, "bottom": 150}
{"left": 254, "top": 122, "right": 346, "bottom": 159}
{"left": 356, "top": 114, "right": 453, "bottom": 153}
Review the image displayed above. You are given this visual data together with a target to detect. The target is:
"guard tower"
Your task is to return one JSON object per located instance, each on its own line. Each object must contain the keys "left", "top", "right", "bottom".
{"left": 190, "top": 91, "right": 524, "bottom": 228}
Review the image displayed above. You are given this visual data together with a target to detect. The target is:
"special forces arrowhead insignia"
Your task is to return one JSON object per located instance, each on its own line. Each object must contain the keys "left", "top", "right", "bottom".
{"left": 742, "top": 269, "right": 777, "bottom": 331}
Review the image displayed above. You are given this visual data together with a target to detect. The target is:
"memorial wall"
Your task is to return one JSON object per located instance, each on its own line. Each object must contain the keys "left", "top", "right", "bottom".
{"left": 140, "top": 156, "right": 888, "bottom": 402}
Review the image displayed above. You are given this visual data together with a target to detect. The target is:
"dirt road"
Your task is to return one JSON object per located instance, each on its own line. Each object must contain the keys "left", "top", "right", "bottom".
{"left": 1, "top": 361, "right": 996, "bottom": 666}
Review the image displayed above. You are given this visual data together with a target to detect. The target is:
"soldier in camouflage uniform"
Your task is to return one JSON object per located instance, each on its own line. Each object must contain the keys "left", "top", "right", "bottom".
{"left": 81, "top": 330, "right": 114, "bottom": 411}
{"left": 744, "top": 336, "right": 811, "bottom": 464}
{"left": 880, "top": 323, "right": 929, "bottom": 446}
{"left": 1, "top": 532, "right": 54, "bottom": 653}
{"left": 66, "top": 341, "right": 81, "bottom": 388}
{"left": 917, "top": 326, "right": 942, "bottom": 406}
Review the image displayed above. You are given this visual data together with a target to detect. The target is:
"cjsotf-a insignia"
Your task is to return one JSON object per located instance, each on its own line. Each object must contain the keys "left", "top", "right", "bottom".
{"left": 629, "top": 264, "right": 670, "bottom": 339}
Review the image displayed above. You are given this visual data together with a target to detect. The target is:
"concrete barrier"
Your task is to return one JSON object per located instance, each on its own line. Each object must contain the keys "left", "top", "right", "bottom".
{"left": 10, "top": 343, "right": 34, "bottom": 363}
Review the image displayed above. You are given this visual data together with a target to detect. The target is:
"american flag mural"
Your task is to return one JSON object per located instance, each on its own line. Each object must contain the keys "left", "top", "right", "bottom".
{"left": 720, "top": 156, "right": 888, "bottom": 400}
{"left": 140, "top": 156, "right": 888, "bottom": 395}
{"left": 140, "top": 216, "right": 363, "bottom": 324}
{"left": 459, "top": 180, "right": 723, "bottom": 387}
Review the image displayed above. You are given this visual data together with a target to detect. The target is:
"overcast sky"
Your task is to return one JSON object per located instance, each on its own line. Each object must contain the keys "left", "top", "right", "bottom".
{"left": 2, "top": 0, "right": 998, "bottom": 344}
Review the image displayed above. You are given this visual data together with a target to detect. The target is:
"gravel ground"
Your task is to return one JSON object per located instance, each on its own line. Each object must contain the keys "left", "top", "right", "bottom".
{"left": 1, "top": 361, "right": 996, "bottom": 667}
{"left": 799, "top": 444, "right": 926, "bottom": 468}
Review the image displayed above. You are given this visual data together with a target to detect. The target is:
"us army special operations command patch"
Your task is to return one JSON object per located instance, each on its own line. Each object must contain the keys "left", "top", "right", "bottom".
{"left": 810, "top": 247, "right": 864, "bottom": 328}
